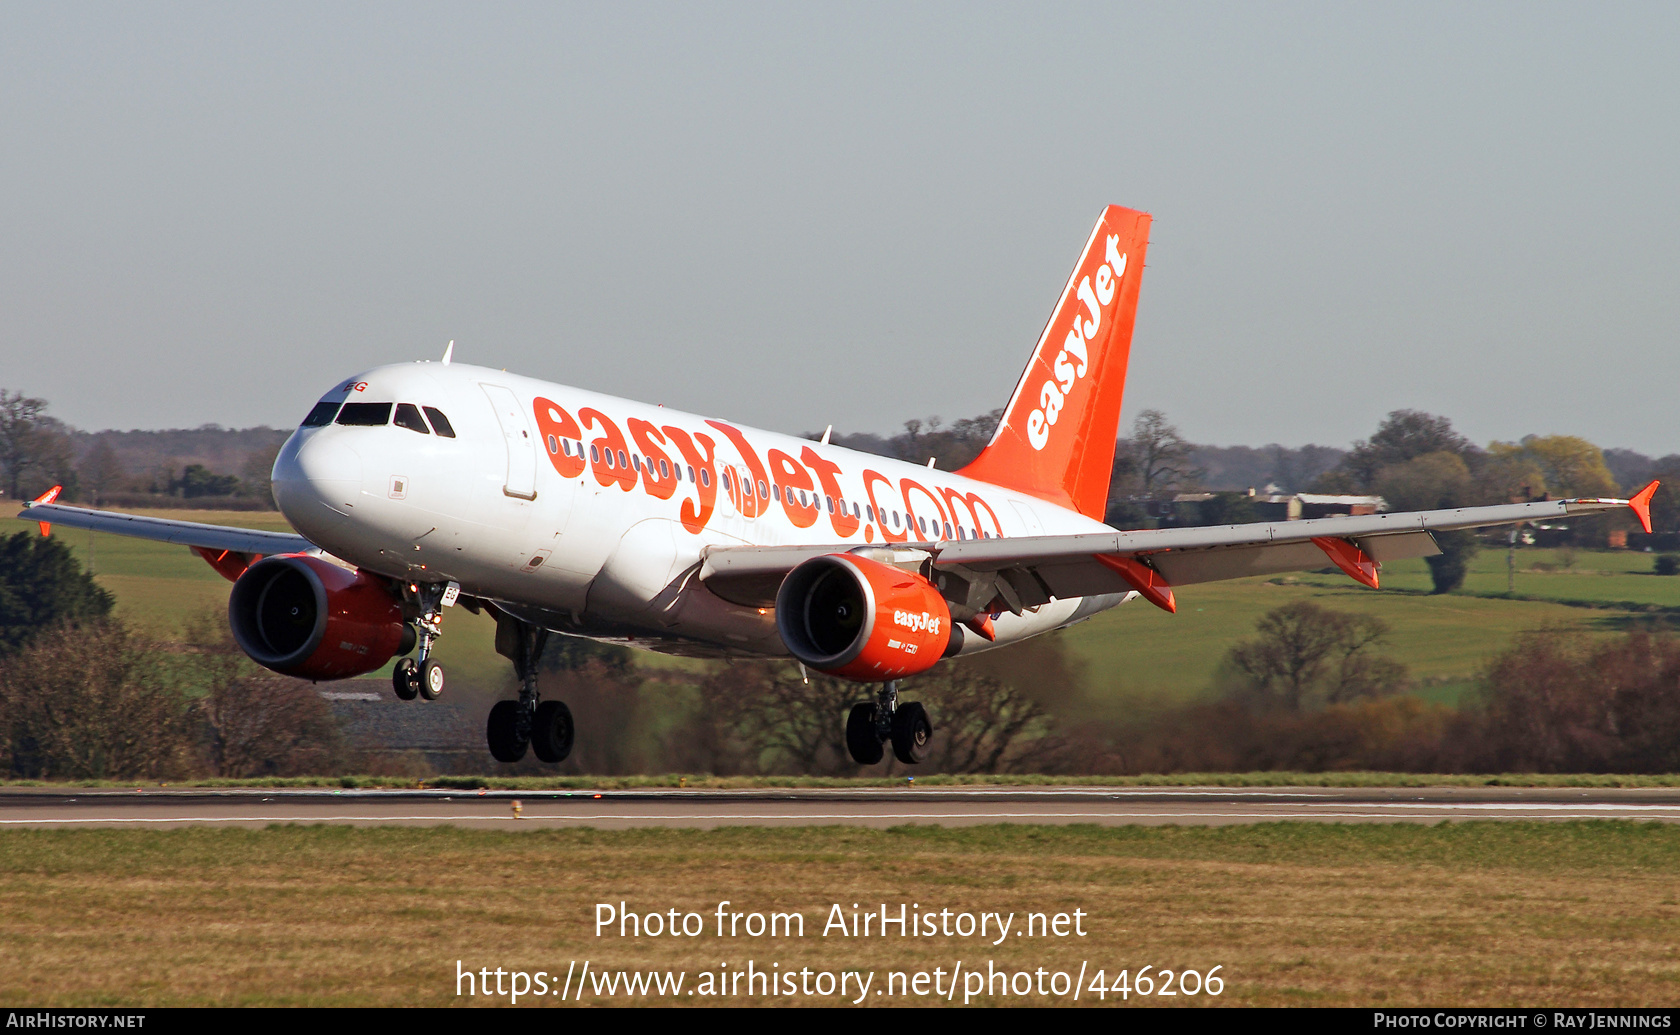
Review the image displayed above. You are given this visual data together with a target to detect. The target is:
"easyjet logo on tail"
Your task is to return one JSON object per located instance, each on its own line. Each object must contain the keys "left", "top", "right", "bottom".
{"left": 1027, "top": 234, "right": 1127, "bottom": 451}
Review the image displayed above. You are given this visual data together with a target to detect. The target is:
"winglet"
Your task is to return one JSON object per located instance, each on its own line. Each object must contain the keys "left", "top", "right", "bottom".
{"left": 26, "top": 485, "right": 62, "bottom": 536}
{"left": 1630, "top": 480, "right": 1659, "bottom": 535}
{"left": 1095, "top": 553, "right": 1176, "bottom": 613}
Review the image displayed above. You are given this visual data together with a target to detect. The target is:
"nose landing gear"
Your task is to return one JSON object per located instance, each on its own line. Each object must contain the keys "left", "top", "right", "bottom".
{"left": 486, "top": 613, "right": 574, "bottom": 764}
{"left": 845, "top": 681, "right": 933, "bottom": 766}
{"left": 392, "top": 657, "right": 419, "bottom": 700}
{"left": 393, "top": 582, "right": 452, "bottom": 701}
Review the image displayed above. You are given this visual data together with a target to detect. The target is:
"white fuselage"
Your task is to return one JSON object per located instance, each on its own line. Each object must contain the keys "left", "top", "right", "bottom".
{"left": 271, "top": 361, "right": 1128, "bottom": 659}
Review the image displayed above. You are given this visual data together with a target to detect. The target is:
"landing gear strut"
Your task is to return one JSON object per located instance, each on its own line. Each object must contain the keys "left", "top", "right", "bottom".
{"left": 487, "top": 614, "right": 573, "bottom": 764}
{"left": 845, "top": 681, "right": 933, "bottom": 766}
{"left": 393, "top": 582, "right": 449, "bottom": 701}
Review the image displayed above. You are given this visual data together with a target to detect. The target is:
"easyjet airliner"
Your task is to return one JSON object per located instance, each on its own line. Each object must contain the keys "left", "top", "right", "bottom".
{"left": 17, "top": 206, "right": 1658, "bottom": 766}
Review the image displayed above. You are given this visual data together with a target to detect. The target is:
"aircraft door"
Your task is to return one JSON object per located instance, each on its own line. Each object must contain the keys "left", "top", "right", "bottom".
{"left": 481, "top": 383, "right": 539, "bottom": 500}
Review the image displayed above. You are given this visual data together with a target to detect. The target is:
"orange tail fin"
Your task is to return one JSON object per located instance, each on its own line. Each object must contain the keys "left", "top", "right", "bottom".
{"left": 958, "top": 205, "right": 1150, "bottom": 519}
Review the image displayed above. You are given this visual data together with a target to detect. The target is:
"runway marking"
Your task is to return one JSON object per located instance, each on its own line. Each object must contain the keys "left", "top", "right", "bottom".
{"left": 1309, "top": 802, "right": 1680, "bottom": 812}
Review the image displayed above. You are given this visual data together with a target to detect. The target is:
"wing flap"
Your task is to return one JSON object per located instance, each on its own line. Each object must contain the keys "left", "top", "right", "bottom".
{"left": 1151, "top": 539, "right": 1330, "bottom": 586}
{"left": 1357, "top": 530, "right": 1442, "bottom": 562}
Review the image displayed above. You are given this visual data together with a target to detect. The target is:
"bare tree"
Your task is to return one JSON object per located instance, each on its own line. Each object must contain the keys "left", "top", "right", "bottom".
{"left": 672, "top": 661, "right": 797, "bottom": 775}
{"left": 682, "top": 662, "right": 860, "bottom": 775}
{"left": 1227, "top": 601, "right": 1407, "bottom": 712}
{"left": 541, "top": 660, "right": 647, "bottom": 775}
{"left": 911, "top": 665, "right": 1058, "bottom": 772}
{"left": 78, "top": 440, "right": 125, "bottom": 506}
{"left": 1129, "top": 409, "right": 1195, "bottom": 493}
{"left": 820, "top": 409, "right": 1001, "bottom": 471}
{"left": 679, "top": 658, "right": 1063, "bottom": 775}
{"left": 185, "top": 614, "right": 342, "bottom": 777}
{"left": 0, "top": 390, "right": 76, "bottom": 501}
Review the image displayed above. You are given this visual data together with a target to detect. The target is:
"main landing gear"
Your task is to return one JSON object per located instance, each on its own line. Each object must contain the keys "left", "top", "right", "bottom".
{"left": 393, "top": 583, "right": 448, "bottom": 702}
{"left": 486, "top": 614, "right": 574, "bottom": 765}
{"left": 846, "top": 681, "right": 932, "bottom": 766}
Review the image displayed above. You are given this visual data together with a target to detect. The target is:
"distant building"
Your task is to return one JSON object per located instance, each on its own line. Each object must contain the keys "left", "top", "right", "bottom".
{"left": 1248, "top": 491, "right": 1302, "bottom": 523}
{"left": 1294, "top": 494, "right": 1386, "bottom": 519}
{"left": 1113, "top": 491, "right": 1386, "bottom": 527}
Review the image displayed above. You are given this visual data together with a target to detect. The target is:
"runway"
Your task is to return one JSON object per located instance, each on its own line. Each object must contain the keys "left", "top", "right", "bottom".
{"left": 4, "top": 785, "right": 1680, "bottom": 829}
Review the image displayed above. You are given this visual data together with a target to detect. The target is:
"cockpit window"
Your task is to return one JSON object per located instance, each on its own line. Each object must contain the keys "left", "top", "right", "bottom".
{"left": 337, "top": 402, "right": 393, "bottom": 426}
{"left": 422, "top": 406, "right": 457, "bottom": 438}
{"left": 393, "top": 403, "right": 430, "bottom": 434}
{"left": 301, "top": 402, "right": 340, "bottom": 427}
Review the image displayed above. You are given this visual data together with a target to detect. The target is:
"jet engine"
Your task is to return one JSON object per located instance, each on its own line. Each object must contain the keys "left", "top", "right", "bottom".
{"left": 775, "top": 554, "right": 957, "bottom": 681}
{"left": 228, "top": 554, "right": 414, "bottom": 680}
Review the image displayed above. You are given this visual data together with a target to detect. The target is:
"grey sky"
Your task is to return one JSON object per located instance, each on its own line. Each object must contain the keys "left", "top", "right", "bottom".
{"left": 2, "top": 3, "right": 1677, "bottom": 454}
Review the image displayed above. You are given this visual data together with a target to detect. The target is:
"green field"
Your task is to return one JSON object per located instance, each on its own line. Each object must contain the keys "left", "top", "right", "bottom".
{"left": 3, "top": 823, "right": 1677, "bottom": 1006}
{"left": 15, "top": 508, "right": 1680, "bottom": 709}
{"left": 1055, "top": 546, "right": 1680, "bottom": 714}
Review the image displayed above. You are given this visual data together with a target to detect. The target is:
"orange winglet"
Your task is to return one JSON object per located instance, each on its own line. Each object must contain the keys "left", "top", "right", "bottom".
{"left": 30, "top": 485, "right": 62, "bottom": 536}
{"left": 1629, "top": 480, "right": 1659, "bottom": 535}
{"left": 1095, "top": 554, "right": 1176, "bottom": 613}
{"left": 1313, "top": 536, "right": 1379, "bottom": 589}
{"left": 965, "top": 613, "right": 998, "bottom": 642}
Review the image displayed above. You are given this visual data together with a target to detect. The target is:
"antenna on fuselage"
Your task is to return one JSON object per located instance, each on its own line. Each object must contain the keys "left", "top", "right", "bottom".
{"left": 820, "top": 425, "right": 832, "bottom": 445}
{"left": 442, "top": 340, "right": 454, "bottom": 365}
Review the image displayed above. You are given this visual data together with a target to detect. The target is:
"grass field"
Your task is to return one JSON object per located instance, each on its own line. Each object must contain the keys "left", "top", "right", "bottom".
{"left": 16, "top": 508, "right": 1680, "bottom": 708}
{"left": 3, "top": 822, "right": 1677, "bottom": 1006}
{"left": 1057, "top": 546, "right": 1680, "bottom": 713}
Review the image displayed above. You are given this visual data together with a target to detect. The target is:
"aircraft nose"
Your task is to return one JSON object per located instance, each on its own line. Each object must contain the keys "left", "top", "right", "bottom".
{"left": 272, "top": 430, "right": 363, "bottom": 517}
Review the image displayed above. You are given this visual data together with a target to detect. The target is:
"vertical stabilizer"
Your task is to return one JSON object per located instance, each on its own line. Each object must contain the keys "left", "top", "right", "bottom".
{"left": 958, "top": 205, "right": 1150, "bottom": 519}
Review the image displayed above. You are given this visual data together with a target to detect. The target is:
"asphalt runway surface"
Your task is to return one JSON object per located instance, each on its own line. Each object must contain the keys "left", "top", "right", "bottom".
{"left": 5, "top": 786, "right": 1680, "bottom": 829}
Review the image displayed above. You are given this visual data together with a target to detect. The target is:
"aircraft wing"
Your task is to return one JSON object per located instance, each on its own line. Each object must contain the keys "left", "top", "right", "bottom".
{"left": 698, "top": 484, "right": 1658, "bottom": 613}
{"left": 15, "top": 498, "right": 316, "bottom": 557}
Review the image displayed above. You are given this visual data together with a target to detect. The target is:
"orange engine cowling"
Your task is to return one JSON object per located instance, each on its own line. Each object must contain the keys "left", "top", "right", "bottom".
{"left": 228, "top": 554, "right": 414, "bottom": 680}
{"left": 775, "top": 554, "right": 954, "bottom": 682}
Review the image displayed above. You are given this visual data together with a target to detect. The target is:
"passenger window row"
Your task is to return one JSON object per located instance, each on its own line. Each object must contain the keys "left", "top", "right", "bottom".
{"left": 300, "top": 399, "right": 996, "bottom": 538}
{"left": 544, "top": 436, "right": 718, "bottom": 486}
{"left": 300, "top": 401, "right": 456, "bottom": 438}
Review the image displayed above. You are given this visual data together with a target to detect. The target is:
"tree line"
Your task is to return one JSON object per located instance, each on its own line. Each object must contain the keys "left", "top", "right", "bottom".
{"left": 0, "top": 389, "right": 284, "bottom": 507}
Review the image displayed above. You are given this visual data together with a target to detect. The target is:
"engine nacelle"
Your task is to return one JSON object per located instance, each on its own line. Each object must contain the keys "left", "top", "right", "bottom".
{"left": 775, "top": 554, "right": 954, "bottom": 681}
{"left": 228, "top": 554, "right": 413, "bottom": 680}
